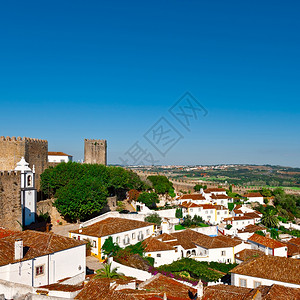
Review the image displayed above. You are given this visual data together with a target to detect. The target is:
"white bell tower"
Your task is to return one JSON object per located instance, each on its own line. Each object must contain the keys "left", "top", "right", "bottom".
{"left": 15, "top": 157, "right": 37, "bottom": 226}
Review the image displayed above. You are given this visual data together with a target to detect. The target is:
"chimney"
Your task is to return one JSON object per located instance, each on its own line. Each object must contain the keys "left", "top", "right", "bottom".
{"left": 15, "top": 239, "right": 23, "bottom": 260}
{"left": 163, "top": 293, "right": 167, "bottom": 300}
{"left": 197, "top": 280, "right": 203, "bottom": 299}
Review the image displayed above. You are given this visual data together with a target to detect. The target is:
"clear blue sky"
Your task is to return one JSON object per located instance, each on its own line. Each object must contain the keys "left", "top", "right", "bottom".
{"left": 0, "top": 1, "right": 299, "bottom": 167}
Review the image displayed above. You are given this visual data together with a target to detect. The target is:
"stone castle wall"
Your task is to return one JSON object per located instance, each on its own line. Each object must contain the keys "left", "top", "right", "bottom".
{"left": 84, "top": 139, "right": 107, "bottom": 165}
{"left": 0, "top": 171, "right": 22, "bottom": 231}
{"left": 0, "top": 136, "right": 48, "bottom": 190}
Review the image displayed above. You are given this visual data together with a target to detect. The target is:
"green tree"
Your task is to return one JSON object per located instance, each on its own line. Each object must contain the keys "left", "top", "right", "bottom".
{"left": 102, "top": 236, "right": 121, "bottom": 256}
{"left": 193, "top": 184, "right": 207, "bottom": 192}
{"left": 147, "top": 175, "right": 173, "bottom": 194}
{"left": 261, "top": 206, "right": 279, "bottom": 228}
{"left": 144, "top": 213, "right": 162, "bottom": 226}
{"left": 138, "top": 192, "right": 159, "bottom": 209}
{"left": 95, "top": 263, "right": 124, "bottom": 279}
{"left": 261, "top": 188, "right": 272, "bottom": 197}
{"left": 54, "top": 177, "right": 108, "bottom": 221}
{"left": 270, "top": 228, "right": 279, "bottom": 240}
{"left": 255, "top": 230, "right": 265, "bottom": 237}
{"left": 175, "top": 208, "right": 183, "bottom": 219}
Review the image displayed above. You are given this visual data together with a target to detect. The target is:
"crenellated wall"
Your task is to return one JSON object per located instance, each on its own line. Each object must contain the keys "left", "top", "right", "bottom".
{"left": 0, "top": 136, "right": 48, "bottom": 190}
{"left": 0, "top": 171, "right": 22, "bottom": 230}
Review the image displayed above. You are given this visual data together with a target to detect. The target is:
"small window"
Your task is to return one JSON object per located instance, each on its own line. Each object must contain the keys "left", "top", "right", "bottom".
{"left": 240, "top": 279, "right": 247, "bottom": 287}
{"left": 205, "top": 211, "right": 208, "bottom": 214}
{"left": 132, "top": 233, "right": 136, "bottom": 239}
{"left": 221, "top": 251, "right": 226, "bottom": 256}
{"left": 157, "top": 253, "right": 161, "bottom": 257}
{"left": 116, "top": 237, "right": 120, "bottom": 244}
{"left": 77, "top": 236, "right": 80, "bottom": 240}
{"left": 217, "top": 212, "right": 220, "bottom": 215}
{"left": 190, "top": 208, "right": 193, "bottom": 212}
{"left": 146, "top": 229, "right": 150, "bottom": 235}
{"left": 35, "top": 265, "right": 44, "bottom": 276}
{"left": 254, "top": 281, "right": 261, "bottom": 288}
{"left": 93, "top": 241, "right": 96, "bottom": 248}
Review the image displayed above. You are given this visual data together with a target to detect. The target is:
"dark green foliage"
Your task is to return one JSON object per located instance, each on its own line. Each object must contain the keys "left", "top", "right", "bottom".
{"left": 147, "top": 175, "right": 173, "bottom": 194}
{"left": 175, "top": 208, "right": 183, "bottom": 219}
{"left": 228, "top": 203, "right": 234, "bottom": 211}
{"left": 102, "top": 236, "right": 121, "bottom": 256}
{"left": 138, "top": 192, "right": 159, "bottom": 209}
{"left": 54, "top": 177, "right": 108, "bottom": 221}
{"left": 255, "top": 230, "right": 265, "bottom": 236}
{"left": 125, "top": 242, "right": 145, "bottom": 256}
{"left": 182, "top": 215, "right": 207, "bottom": 227}
{"left": 226, "top": 224, "right": 232, "bottom": 230}
{"left": 144, "top": 256, "right": 155, "bottom": 266}
{"left": 194, "top": 184, "right": 207, "bottom": 192}
{"left": 158, "top": 258, "right": 237, "bottom": 282}
{"left": 269, "top": 228, "right": 279, "bottom": 239}
{"left": 41, "top": 162, "right": 146, "bottom": 221}
{"left": 144, "top": 213, "right": 162, "bottom": 226}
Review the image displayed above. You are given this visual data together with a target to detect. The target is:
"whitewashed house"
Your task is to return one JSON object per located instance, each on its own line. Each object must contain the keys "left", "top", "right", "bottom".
{"left": 210, "top": 194, "right": 230, "bottom": 207}
{"left": 156, "top": 229, "right": 249, "bottom": 263}
{"left": 247, "top": 233, "right": 287, "bottom": 257}
{"left": 69, "top": 217, "right": 154, "bottom": 261}
{"left": 180, "top": 202, "right": 229, "bottom": 225}
{"left": 0, "top": 230, "right": 86, "bottom": 288}
{"left": 142, "top": 237, "right": 180, "bottom": 266}
{"left": 223, "top": 216, "right": 256, "bottom": 230}
{"left": 177, "top": 193, "right": 208, "bottom": 205}
{"left": 231, "top": 255, "right": 300, "bottom": 289}
{"left": 48, "top": 152, "right": 73, "bottom": 163}
{"left": 243, "top": 192, "right": 264, "bottom": 204}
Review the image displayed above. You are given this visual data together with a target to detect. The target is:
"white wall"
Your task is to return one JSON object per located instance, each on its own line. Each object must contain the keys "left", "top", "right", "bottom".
{"left": 110, "top": 259, "right": 152, "bottom": 281}
{"left": 246, "top": 197, "right": 264, "bottom": 204}
{"left": 249, "top": 241, "right": 287, "bottom": 257}
{"left": 0, "top": 245, "right": 86, "bottom": 288}
{"left": 145, "top": 249, "right": 179, "bottom": 267}
{"left": 48, "top": 155, "right": 72, "bottom": 163}
{"left": 232, "top": 273, "right": 300, "bottom": 289}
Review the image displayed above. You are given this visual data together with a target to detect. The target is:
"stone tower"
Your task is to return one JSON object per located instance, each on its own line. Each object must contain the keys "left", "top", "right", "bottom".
{"left": 84, "top": 139, "right": 107, "bottom": 165}
{"left": 0, "top": 136, "right": 48, "bottom": 190}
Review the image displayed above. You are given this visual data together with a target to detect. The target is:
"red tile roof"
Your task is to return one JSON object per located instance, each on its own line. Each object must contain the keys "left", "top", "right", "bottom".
{"left": 48, "top": 151, "right": 72, "bottom": 156}
{"left": 211, "top": 194, "right": 230, "bottom": 199}
{"left": 179, "top": 194, "right": 206, "bottom": 200}
{"left": 244, "top": 192, "right": 263, "bottom": 198}
{"left": 235, "top": 249, "right": 264, "bottom": 262}
{"left": 231, "top": 255, "right": 300, "bottom": 285}
{"left": 289, "top": 237, "right": 300, "bottom": 246}
{"left": 142, "top": 237, "right": 174, "bottom": 252}
{"left": 204, "top": 188, "right": 226, "bottom": 193}
{"left": 0, "top": 228, "right": 18, "bottom": 239}
{"left": 70, "top": 218, "right": 154, "bottom": 238}
{"left": 248, "top": 233, "right": 285, "bottom": 249}
{"left": 0, "top": 230, "right": 86, "bottom": 266}
{"left": 179, "top": 201, "right": 201, "bottom": 208}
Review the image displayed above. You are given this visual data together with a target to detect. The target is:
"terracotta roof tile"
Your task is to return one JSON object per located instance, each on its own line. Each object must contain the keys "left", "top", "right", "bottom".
{"left": 70, "top": 218, "right": 154, "bottom": 238}
{"left": 142, "top": 237, "right": 174, "bottom": 252}
{"left": 235, "top": 249, "right": 265, "bottom": 262}
{"left": 179, "top": 194, "right": 206, "bottom": 200}
{"left": 289, "top": 237, "right": 300, "bottom": 246}
{"left": 237, "top": 224, "right": 266, "bottom": 233}
{"left": 280, "top": 241, "right": 300, "bottom": 257}
{"left": 248, "top": 233, "right": 285, "bottom": 249}
{"left": 0, "top": 228, "right": 18, "bottom": 239}
{"left": 257, "top": 284, "right": 300, "bottom": 299}
{"left": 231, "top": 255, "right": 300, "bottom": 285}
{"left": 48, "top": 152, "right": 72, "bottom": 156}
{"left": 204, "top": 188, "right": 226, "bottom": 193}
{"left": 211, "top": 194, "right": 230, "bottom": 199}
{"left": 0, "top": 230, "right": 85, "bottom": 266}
{"left": 244, "top": 192, "right": 263, "bottom": 198}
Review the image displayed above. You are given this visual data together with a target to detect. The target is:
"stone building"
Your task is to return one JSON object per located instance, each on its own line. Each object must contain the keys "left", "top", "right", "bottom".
{"left": 84, "top": 138, "right": 107, "bottom": 165}
{"left": 0, "top": 136, "right": 48, "bottom": 190}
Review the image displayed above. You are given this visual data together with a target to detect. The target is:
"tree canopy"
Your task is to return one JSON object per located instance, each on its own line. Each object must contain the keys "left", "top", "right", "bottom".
{"left": 41, "top": 162, "right": 146, "bottom": 221}
{"left": 147, "top": 175, "right": 173, "bottom": 194}
{"left": 138, "top": 192, "right": 159, "bottom": 209}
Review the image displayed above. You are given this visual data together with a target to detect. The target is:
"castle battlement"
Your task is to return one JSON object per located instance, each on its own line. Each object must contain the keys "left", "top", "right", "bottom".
{"left": 84, "top": 139, "right": 107, "bottom": 143}
{"left": 0, "top": 170, "right": 19, "bottom": 177}
{"left": 0, "top": 136, "right": 48, "bottom": 144}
